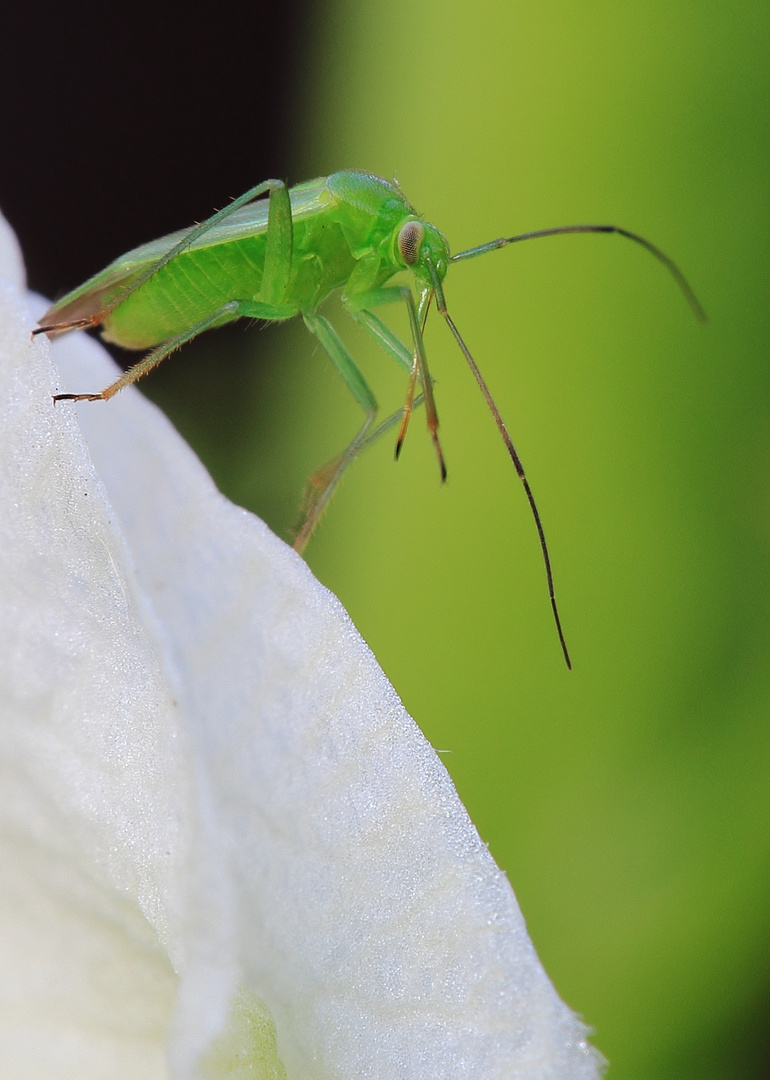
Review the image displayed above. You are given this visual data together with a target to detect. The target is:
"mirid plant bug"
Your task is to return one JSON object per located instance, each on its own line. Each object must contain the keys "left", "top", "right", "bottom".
{"left": 36, "top": 171, "right": 705, "bottom": 667}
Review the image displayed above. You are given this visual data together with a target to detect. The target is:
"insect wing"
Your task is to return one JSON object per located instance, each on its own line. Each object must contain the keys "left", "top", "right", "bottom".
{"left": 41, "top": 177, "right": 333, "bottom": 331}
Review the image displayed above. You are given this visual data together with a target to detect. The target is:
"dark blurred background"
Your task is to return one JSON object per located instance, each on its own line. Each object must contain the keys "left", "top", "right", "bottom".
{"left": 2, "top": 0, "right": 309, "bottom": 296}
{"left": 1, "top": 0, "right": 320, "bottom": 531}
{"left": 3, "top": 3, "right": 770, "bottom": 1079}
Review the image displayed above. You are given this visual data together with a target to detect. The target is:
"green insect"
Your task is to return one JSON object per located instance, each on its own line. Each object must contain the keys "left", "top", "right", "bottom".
{"left": 36, "top": 170, "right": 705, "bottom": 668}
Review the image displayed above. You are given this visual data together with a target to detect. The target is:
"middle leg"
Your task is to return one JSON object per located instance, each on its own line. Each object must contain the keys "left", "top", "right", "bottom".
{"left": 295, "top": 311, "right": 379, "bottom": 551}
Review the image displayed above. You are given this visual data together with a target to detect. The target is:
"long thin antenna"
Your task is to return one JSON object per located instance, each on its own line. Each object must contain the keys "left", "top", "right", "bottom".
{"left": 427, "top": 262, "right": 572, "bottom": 669}
{"left": 451, "top": 224, "right": 707, "bottom": 324}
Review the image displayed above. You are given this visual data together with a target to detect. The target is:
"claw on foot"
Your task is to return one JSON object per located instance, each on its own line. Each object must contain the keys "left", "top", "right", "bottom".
{"left": 52, "top": 393, "right": 104, "bottom": 404}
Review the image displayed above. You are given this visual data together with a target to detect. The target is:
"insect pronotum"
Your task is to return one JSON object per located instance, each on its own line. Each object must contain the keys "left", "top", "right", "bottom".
{"left": 35, "top": 170, "right": 706, "bottom": 668}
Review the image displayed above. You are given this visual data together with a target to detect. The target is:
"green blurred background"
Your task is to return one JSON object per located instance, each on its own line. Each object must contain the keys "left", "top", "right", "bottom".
{"left": 6, "top": 0, "right": 770, "bottom": 1076}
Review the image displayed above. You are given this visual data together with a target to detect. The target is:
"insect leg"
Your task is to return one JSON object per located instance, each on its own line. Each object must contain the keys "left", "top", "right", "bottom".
{"left": 295, "top": 312, "right": 379, "bottom": 551}
{"left": 52, "top": 298, "right": 296, "bottom": 402}
{"left": 345, "top": 309, "right": 412, "bottom": 373}
{"left": 346, "top": 307, "right": 420, "bottom": 457}
{"left": 348, "top": 392, "right": 426, "bottom": 457}
{"left": 346, "top": 287, "right": 446, "bottom": 481}
{"left": 52, "top": 303, "right": 244, "bottom": 402}
{"left": 259, "top": 183, "right": 293, "bottom": 306}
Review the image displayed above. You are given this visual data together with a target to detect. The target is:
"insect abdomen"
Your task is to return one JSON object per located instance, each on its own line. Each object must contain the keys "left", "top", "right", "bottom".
{"left": 102, "top": 235, "right": 271, "bottom": 349}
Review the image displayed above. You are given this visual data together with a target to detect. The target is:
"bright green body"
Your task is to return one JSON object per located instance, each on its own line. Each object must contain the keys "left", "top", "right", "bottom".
{"left": 41, "top": 169, "right": 456, "bottom": 596}
{"left": 40, "top": 168, "right": 701, "bottom": 667}
{"left": 49, "top": 171, "right": 449, "bottom": 350}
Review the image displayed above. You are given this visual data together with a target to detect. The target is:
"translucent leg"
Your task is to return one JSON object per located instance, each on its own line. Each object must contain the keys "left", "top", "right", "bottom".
{"left": 294, "top": 312, "right": 378, "bottom": 551}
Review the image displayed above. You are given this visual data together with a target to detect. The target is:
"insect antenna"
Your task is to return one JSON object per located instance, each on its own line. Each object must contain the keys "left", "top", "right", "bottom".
{"left": 427, "top": 262, "right": 572, "bottom": 669}
{"left": 451, "top": 225, "right": 706, "bottom": 323}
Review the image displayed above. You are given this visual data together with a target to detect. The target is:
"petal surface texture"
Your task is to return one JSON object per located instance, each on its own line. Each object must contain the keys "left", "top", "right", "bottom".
{"left": 0, "top": 215, "right": 601, "bottom": 1080}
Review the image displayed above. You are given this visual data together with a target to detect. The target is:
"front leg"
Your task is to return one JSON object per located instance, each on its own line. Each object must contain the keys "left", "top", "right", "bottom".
{"left": 345, "top": 286, "right": 445, "bottom": 481}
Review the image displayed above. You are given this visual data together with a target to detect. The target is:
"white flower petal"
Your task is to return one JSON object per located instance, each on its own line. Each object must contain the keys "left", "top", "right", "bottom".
{"left": 0, "top": 268, "right": 186, "bottom": 1074}
{"left": 0, "top": 213, "right": 602, "bottom": 1079}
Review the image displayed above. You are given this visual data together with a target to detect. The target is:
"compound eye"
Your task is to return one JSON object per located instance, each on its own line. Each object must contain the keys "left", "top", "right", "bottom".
{"left": 397, "top": 220, "right": 425, "bottom": 265}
